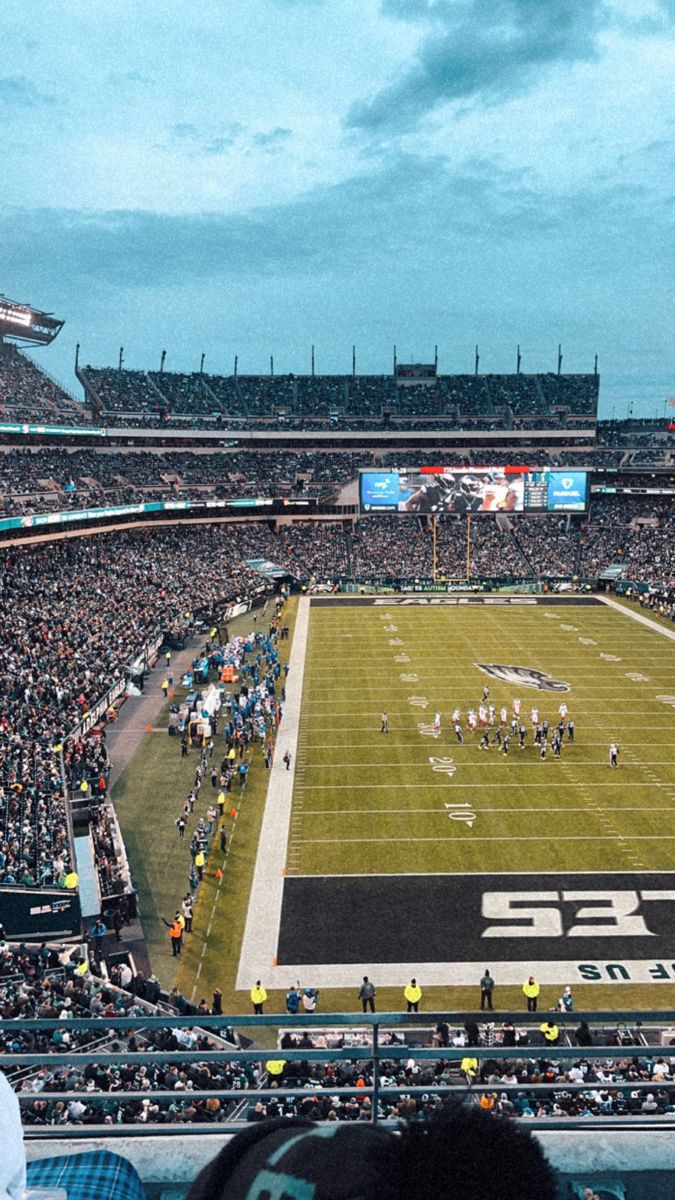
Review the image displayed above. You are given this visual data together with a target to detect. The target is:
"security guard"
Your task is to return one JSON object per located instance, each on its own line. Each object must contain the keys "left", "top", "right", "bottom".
{"left": 540, "top": 1021, "right": 560, "bottom": 1045}
{"left": 251, "top": 980, "right": 268, "bottom": 1015}
{"left": 404, "top": 978, "right": 422, "bottom": 1012}
{"left": 523, "top": 976, "right": 540, "bottom": 1012}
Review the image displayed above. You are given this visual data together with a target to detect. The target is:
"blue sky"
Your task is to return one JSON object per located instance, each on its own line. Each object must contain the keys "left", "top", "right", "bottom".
{"left": 2, "top": 0, "right": 675, "bottom": 416}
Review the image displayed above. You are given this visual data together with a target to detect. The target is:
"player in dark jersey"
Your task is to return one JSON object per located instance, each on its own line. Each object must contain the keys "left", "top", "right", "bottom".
{"left": 404, "top": 474, "right": 459, "bottom": 513}
{"left": 405, "top": 473, "right": 484, "bottom": 514}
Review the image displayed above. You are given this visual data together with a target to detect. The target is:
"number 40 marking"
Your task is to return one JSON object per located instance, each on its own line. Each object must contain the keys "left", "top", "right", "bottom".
{"left": 481, "top": 890, "right": 675, "bottom": 938}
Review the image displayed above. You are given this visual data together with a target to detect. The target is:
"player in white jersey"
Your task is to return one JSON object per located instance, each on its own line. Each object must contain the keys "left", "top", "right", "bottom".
{"left": 467, "top": 709, "right": 478, "bottom": 733}
{"left": 452, "top": 706, "right": 461, "bottom": 724}
{"left": 500, "top": 705, "right": 508, "bottom": 725}
{"left": 531, "top": 706, "right": 539, "bottom": 727}
{"left": 559, "top": 702, "right": 568, "bottom": 720}
{"left": 513, "top": 697, "right": 521, "bottom": 717}
{"left": 479, "top": 705, "right": 488, "bottom": 727}
{"left": 433, "top": 712, "right": 441, "bottom": 733}
{"left": 488, "top": 704, "right": 495, "bottom": 725}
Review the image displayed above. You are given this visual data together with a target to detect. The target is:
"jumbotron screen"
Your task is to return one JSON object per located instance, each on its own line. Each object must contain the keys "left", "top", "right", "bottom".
{"left": 359, "top": 467, "right": 589, "bottom": 514}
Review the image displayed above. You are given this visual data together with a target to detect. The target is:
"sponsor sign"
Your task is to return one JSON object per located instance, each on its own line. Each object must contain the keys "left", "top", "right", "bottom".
{"left": 544, "top": 469, "right": 588, "bottom": 511}
{"left": 246, "top": 558, "right": 292, "bottom": 580}
{"left": 0, "top": 422, "right": 106, "bottom": 437}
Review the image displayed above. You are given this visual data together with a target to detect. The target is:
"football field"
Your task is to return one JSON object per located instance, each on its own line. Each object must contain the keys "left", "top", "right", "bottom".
{"left": 238, "top": 594, "right": 675, "bottom": 993}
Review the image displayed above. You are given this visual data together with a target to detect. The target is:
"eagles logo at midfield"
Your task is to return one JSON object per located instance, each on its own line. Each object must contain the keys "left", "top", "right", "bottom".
{"left": 477, "top": 663, "right": 570, "bottom": 692}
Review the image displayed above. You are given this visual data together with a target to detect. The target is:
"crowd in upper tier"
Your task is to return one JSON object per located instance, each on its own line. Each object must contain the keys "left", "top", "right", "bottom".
{"left": 0, "top": 344, "right": 85, "bottom": 425}
{"left": 82, "top": 366, "right": 598, "bottom": 430}
{"left": 4, "top": 344, "right": 675, "bottom": 465}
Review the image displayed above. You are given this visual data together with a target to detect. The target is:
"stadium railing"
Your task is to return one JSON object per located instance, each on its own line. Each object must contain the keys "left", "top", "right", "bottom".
{"left": 4, "top": 1011, "right": 675, "bottom": 1135}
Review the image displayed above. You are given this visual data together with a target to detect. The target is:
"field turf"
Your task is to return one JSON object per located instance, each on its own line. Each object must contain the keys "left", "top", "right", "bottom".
{"left": 289, "top": 599, "right": 675, "bottom": 878}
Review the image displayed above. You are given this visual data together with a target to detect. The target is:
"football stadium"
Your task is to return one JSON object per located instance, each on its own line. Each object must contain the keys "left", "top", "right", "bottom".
{"left": 2, "top": 2, "right": 675, "bottom": 1194}
{"left": 0, "top": 297, "right": 673, "bottom": 1198}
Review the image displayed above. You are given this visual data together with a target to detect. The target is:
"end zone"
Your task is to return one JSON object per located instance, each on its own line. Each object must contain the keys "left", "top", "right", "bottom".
{"left": 274, "top": 871, "right": 675, "bottom": 987}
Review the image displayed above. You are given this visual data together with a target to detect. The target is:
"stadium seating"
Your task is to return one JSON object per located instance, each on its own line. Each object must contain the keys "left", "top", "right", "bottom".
{"left": 0, "top": 344, "right": 89, "bottom": 425}
{"left": 79, "top": 366, "right": 600, "bottom": 431}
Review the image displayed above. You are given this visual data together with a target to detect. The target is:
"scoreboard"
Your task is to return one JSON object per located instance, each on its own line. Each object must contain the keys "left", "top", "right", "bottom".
{"left": 360, "top": 467, "right": 589, "bottom": 515}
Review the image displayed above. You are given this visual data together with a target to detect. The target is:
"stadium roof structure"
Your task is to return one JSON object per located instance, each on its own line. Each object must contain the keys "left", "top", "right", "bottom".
{"left": 0, "top": 293, "right": 64, "bottom": 345}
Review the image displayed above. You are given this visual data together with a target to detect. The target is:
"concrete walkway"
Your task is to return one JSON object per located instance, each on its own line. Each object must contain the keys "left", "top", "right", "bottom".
{"left": 96, "top": 637, "right": 201, "bottom": 973}
{"left": 106, "top": 640, "right": 201, "bottom": 791}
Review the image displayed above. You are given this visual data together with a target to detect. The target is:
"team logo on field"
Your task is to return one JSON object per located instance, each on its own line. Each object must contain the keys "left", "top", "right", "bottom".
{"left": 476, "top": 663, "right": 570, "bottom": 692}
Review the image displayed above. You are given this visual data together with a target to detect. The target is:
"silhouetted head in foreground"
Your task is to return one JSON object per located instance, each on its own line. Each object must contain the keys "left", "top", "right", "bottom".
{"left": 188, "top": 1103, "right": 557, "bottom": 1200}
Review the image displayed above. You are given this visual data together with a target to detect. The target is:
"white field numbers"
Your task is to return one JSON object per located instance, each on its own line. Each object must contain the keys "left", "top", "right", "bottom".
{"left": 481, "top": 890, "right": 675, "bottom": 938}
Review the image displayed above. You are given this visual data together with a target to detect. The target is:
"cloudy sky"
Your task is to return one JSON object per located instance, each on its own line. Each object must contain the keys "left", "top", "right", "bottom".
{"left": 2, "top": 0, "right": 675, "bottom": 416}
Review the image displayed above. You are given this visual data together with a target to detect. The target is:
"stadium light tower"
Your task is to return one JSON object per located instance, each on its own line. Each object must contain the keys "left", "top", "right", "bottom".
{"left": 516, "top": 344, "right": 522, "bottom": 375}
{"left": 0, "top": 294, "right": 64, "bottom": 345}
{"left": 270, "top": 355, "right": 274, "bottom": 377}
{"left": 557, "top": 344, "right": 563, "bottom": 375}
{"left": 160, "top": 349, "right": 166, "bottom": 373}
{"left": 200, "top": 352, "right": 205, "bottom": 374}
{"left": 352, "top": 344, "right": 356, "bottom": 377}
{"left": 118, "top": 347, "right": 124, "bottom": 371}
{"left": 474, "top": 345, "right": 479, "bottom": 375}
{"left": 311, "top": 344, "right": 315, "bottom": 377}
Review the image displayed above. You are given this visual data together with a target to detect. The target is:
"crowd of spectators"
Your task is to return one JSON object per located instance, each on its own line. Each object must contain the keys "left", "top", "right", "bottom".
{"left": 0, "top": 345, "right": 88, "bottom": 426}
{"left": 0, "top": 525, "right": 277, "bottom": 890}
{"left": 79, "top": 365, "right": 601, "bottom": 431}
{"left": 0, "top": 939, "right": 257, "bottom": 1126}
{"left": 0, "top": 448, "right": 371, "bottom": 515}
{"left": 351, "top": 498, "right": 673, "bottom": 585}
{"left": 578, "top": 496, "right": 675, "bottom": 583}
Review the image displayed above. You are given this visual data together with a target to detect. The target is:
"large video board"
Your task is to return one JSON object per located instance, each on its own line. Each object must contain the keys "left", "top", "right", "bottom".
{"left": 360, "top": 467, "right": 588, "bottom": 514}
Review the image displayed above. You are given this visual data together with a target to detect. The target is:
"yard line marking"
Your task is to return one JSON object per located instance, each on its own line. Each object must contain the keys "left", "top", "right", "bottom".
{"left": 295, "top": 835, "right": 675, "bottom": 844}
{"left": 290, "top": 805, "right": 675, "bottom": 815}
{"left": 294, "top": 760, "right": 675, "bottom": 767}
{"left": 297, "top": 740, "right": 675, "bottom": 748}
{"left": 294, "top": 781, "right": 673, "bottom": 790}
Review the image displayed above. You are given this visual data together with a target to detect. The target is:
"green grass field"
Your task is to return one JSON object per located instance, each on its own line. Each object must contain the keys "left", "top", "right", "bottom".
{"left": 290, "top": 600, "right": 675, "bottom": 878}
{"left": 112, "top": 594, "right": 675, "bottom": 1021}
